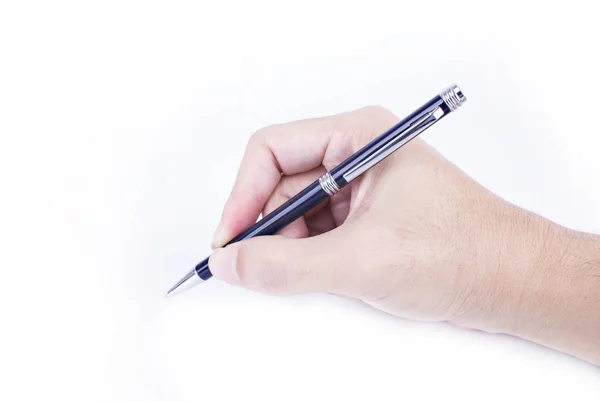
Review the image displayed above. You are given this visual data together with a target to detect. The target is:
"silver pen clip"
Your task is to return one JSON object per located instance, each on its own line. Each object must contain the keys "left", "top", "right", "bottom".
{"left": 342, "top": 107, "right": 446, "bottom": 182}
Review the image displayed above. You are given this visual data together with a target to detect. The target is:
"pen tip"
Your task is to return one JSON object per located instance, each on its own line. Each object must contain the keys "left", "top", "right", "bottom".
{"left": 164, "top": 268, "right": 204, "bottom": 298}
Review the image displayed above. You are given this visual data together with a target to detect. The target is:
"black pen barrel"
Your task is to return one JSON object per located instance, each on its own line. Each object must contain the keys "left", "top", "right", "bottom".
{"left": 196, "top": 180, "right": 329, "bottom": 280}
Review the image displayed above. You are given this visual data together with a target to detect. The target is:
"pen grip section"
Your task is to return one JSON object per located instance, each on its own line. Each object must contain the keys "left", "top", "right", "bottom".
{"left": 227, "top": 179, "right": 329, "bottom": 243}
{"left": 197, "top": 180, "right": 330, "bottom": 280}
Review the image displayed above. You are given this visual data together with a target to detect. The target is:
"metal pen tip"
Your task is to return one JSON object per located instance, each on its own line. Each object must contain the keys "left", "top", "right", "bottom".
{"left": 165, "top": 268, "right": 204, "bottom": 298}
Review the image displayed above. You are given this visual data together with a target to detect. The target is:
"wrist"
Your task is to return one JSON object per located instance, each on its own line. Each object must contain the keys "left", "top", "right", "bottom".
{"left": 444, "top": 202, "right": 551, "bottom": 330}
{"left": 511, "top": 227, "right": 600, "bottom": 365}
{"left": 458, "top": 206, "right": 600, "bottom": 364}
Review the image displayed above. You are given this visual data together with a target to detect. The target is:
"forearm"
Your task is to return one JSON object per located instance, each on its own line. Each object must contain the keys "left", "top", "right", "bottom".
{"left": 468, "top": 213, "right": 600, "bottom": 365}
{"left": 514, "top": 226, "right": 600, "bottom": 365}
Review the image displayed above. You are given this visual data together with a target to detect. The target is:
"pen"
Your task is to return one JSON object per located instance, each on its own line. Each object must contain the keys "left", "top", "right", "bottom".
{"left": 166, "top": 84, "right": 467, "bottom": 297}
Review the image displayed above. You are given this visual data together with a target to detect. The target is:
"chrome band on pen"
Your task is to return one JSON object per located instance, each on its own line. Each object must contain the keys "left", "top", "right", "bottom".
{"left": 439, "top": 85, "right": 466, "bottom": 112}
{"left": 319, "top": 172, "right": 341, "bottom": 196}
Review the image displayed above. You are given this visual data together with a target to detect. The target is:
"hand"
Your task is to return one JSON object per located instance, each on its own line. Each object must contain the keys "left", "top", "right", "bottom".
{"left": 208, "top": 106, "right": 600, "bottom": 365}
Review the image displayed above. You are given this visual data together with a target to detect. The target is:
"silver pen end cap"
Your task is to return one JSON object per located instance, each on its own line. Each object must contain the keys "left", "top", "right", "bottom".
{"left": 440, "top": 84, "right": 466, "bottom": 112}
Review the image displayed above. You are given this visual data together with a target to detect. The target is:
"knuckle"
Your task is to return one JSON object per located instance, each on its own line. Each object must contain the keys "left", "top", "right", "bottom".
{"left": 360, "top": 104, "right": 389, "bottom": 114}
{"left": 277, "top": 177, "right": 296, "bottom": 199}
{"left": 250, "top": 124, "right": 279, "bottom": 144}
{"left": 335, "top": 105, "right": 399, "bottom": 148}
{"left": 357, "top": 105, "right": 395, "bottom": 120}
{"left": 247, "top": 130, "right": 265, "bottom": 149}
{"left": 358, "top": 105, "right": 399, "bottom": 127}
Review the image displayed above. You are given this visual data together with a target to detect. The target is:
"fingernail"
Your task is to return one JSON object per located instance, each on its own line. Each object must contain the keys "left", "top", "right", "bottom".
{"left": 209, "top": 247, "right": 240, "bottom": 285}
{"left": 211, "top": 223, "right": 229, "bottom": 249}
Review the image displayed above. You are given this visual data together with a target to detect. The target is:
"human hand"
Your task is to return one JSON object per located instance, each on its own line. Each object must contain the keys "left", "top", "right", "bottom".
{"left": 208, "top": 106, "right": 600, "bottom": 365}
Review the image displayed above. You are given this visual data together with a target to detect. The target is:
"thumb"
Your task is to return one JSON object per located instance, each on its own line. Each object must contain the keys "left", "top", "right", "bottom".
{"left": 208, "top": 233, "right": 346, "bottom": 295}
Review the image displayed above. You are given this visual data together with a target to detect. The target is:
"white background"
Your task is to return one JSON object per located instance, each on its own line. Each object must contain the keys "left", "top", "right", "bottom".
{"left": 1, "top": 1, "right": 599, "bottom": 400}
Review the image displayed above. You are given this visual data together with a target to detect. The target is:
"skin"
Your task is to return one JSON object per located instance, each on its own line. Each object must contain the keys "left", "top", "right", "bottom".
{"left": 208, "top": 106, "right": 600, "bottom": 366}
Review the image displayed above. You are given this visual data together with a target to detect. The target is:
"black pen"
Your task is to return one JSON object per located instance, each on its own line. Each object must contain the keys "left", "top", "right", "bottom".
{"left": 166, "top": 84, "right": 467, "bottom": 297}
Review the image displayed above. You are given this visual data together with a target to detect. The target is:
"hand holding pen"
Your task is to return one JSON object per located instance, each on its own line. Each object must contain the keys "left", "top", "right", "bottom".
{"left": 168, "top": 85, "right": 600, "bottom": 366}
{"left": 168, "top": 85, "right": 466, "bottom": 294}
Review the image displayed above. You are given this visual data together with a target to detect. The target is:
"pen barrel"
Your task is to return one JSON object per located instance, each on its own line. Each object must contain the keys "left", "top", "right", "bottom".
{"left": 196, "top": 180, "right": 329, "bottom": 280}
{"left": 228, "top": 180, "right": 329, "bottom": 242}
{"left": 329, "top": 95, "right": 447, "bottom": 186}
{"left": 194, "top": 85, "right": 466, "bottom": 282}
{"left": 329, "top": 85, "right": 465, "bottom": 186}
